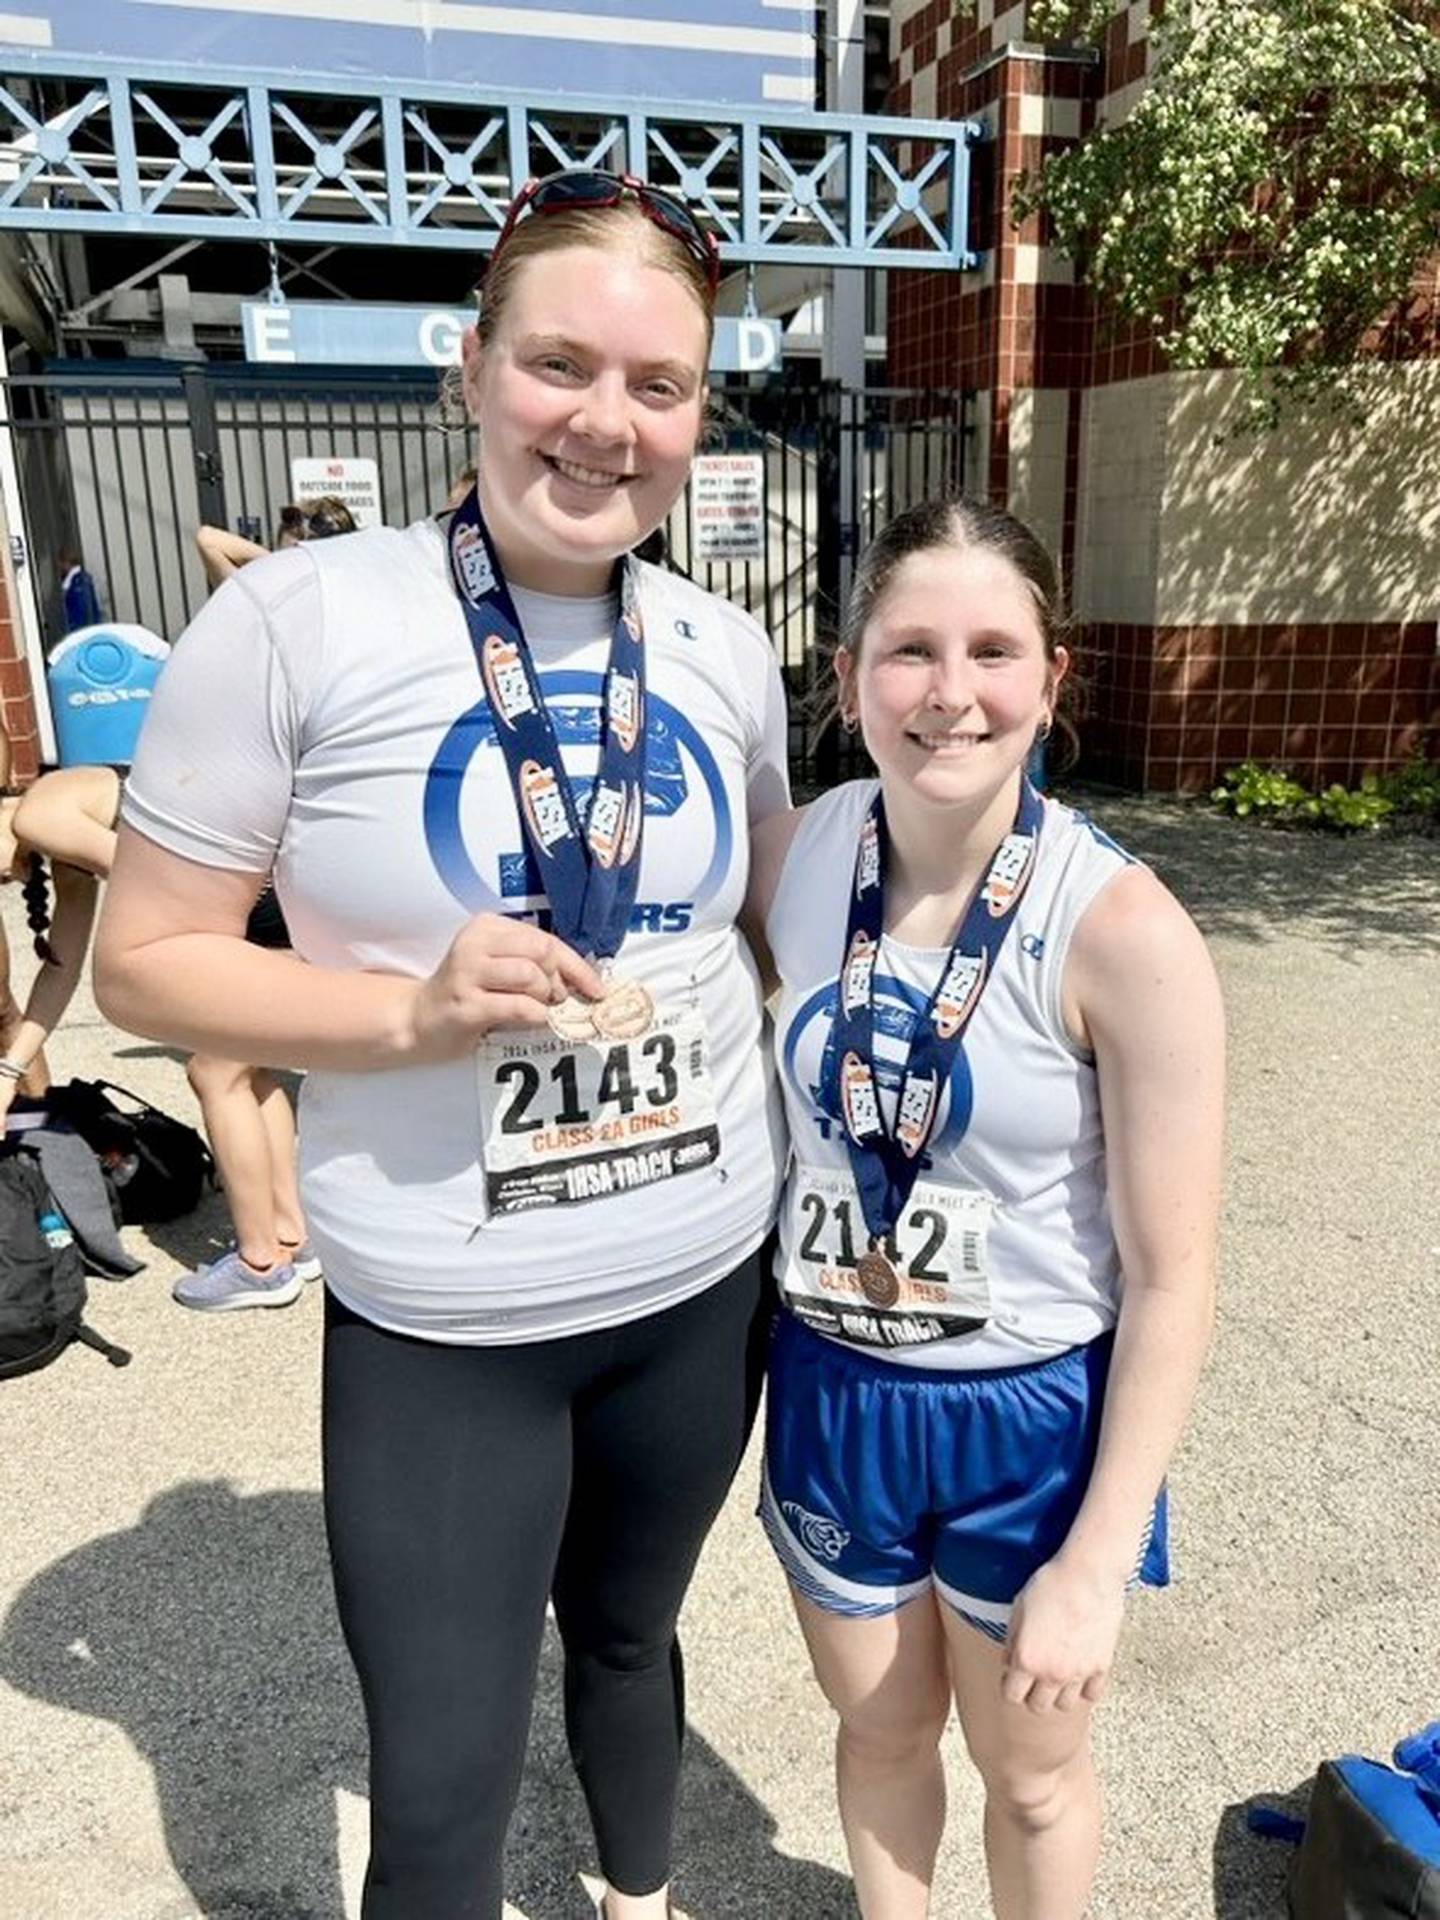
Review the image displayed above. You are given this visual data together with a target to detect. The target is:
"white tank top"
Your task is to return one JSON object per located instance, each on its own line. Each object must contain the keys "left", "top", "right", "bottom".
{"left": 767, "top": 779, "right": 1135, "bottom": 1370}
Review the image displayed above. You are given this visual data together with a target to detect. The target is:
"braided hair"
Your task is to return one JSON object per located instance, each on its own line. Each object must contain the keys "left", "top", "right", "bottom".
{"left": 21, "top": 852, "right": 57, "bottom": 965}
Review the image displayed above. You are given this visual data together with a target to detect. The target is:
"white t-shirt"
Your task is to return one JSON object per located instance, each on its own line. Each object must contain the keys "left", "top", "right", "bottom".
{"left": 124, "top": 518, "right": 789, "bottom": 1341}
{"left": 767, "top": 779, "right": 1133, "bottom": 1369}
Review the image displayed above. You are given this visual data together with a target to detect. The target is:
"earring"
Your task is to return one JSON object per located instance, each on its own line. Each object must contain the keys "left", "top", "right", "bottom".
{"left": 840, "top": 709, "right": 859, "bottom": 735}
{"left": 1035, "top": 714, "right": 1053, "bottom": 744}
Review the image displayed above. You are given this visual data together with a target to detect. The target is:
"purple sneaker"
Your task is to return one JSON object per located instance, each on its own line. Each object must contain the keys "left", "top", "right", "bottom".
{"left": 172, "top": 1248, "right": 303, "bottom": 1312}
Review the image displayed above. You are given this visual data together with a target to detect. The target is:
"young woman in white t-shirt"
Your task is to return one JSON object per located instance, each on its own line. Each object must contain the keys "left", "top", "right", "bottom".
{"left": 97, "top": 174, "right": 788, "bottom": 1920}
{"left": 745, "top": 497, "right": 1224, "bottom": 1920}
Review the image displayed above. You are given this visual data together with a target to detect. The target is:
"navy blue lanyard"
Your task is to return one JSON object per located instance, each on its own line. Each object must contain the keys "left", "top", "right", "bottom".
{"left": 823, "top": 780, "right": 1045, "bottom": 1240}
{"left": 446, "top": 487, "right": 647, "bottom": 960}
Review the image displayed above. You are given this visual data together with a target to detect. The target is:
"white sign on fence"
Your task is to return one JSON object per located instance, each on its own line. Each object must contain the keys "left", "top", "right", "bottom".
{"left": 691, "top": 454, "right": 765, "bottom": 562}
{"left": 289, "top": 456, "right": 382, "bottom": 530}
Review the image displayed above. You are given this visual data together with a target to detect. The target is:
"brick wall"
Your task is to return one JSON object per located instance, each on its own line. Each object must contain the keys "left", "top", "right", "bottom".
{"left": 0, "top": 545, "right": 41, "bottom": 786}
{"left": 886, "top": 2, "right": 1440, "bottom": 792}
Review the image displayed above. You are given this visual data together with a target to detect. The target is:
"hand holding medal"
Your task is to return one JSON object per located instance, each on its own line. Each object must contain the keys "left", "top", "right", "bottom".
{"left": 407, "top": 912, "right": 605, "bottom": 1059}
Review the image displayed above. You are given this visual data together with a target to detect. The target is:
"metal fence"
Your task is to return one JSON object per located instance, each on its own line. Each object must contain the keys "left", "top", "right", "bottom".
{"left": 1, "top": 364, "right": 970, "bottom": 788}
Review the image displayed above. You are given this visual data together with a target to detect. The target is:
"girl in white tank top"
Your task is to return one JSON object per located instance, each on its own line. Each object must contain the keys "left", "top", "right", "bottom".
{"left": 744, "top": 497, "right": 1224, "bottom": 1920}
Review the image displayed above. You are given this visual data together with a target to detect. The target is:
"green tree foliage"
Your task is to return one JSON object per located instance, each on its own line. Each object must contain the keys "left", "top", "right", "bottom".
{"left": 1002, "top": 1, "right": 1440, "bottom": 425}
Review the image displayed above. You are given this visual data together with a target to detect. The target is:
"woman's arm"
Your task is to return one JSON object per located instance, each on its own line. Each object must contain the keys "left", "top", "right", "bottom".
{"left": 13, "top": 766, "right": 121, "bottom": 877}
{"left": 1002, "top": 865, "right": 1224, "bottom": 1712}
{"left": 0, "top": 859, "right": 100, "bottom": 1114}
{"left": 94, "top": 825, "right": 604, "bottom": 1072}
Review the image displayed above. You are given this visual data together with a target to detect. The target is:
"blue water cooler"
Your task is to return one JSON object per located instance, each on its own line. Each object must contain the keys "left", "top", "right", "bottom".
{"left": 47, "top": 624, "right": 171, "bottom": 767}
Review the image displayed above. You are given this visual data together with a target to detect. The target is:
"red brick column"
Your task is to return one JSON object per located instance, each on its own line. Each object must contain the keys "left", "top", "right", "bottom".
{"left": 0, "top": 557, "right": 42, "bottom": 786}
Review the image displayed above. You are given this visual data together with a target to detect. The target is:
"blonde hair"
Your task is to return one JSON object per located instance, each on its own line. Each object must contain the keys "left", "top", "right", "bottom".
{"left": 475, "top": 198, "right": 715, "bottom": 357}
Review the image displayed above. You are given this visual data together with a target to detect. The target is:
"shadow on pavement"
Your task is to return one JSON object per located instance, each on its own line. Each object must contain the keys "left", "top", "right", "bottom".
{"left": 1058, "top": 786, "right": 1440, "bottom": 958}
{"left": 1212, "top": 1787, "right": 1310, "bottom": 1919}
{"left": 0, "top": 1480, "right": 851, "bottom": 1919}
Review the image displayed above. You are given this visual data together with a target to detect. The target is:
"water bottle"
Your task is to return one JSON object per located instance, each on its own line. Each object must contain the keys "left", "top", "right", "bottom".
{"left": 37, "top": 1206, "right": 74, "bottom": 1250}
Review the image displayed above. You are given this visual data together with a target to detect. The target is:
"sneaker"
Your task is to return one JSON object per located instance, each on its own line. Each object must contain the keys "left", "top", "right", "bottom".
{"left": 172, "top": 1248, "right": 303, "bottom": 1312}
{"left": 284, "top": 1240, "right": 323, "bottom": 1283}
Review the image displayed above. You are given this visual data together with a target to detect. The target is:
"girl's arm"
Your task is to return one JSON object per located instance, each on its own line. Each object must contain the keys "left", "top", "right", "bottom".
{"left": 740, "top": 807, "right": 806, "bottom": 998}
{"left": 0, "top": 859, "right": 100, "bottom": 1113}
{"left": 1002, "top": 864, "right": 1224, "bottom": 1712}
{"left": 94, "top": 824, "right": 604, "bottom": 1072}
{"left": 13, "top": 766, "right": 121, "bottom": 877}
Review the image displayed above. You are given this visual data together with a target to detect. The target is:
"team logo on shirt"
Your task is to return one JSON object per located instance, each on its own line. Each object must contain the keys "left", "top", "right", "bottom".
{"left": 587, "top": 779, "right": 627, "bottom": 869}
{"left": 840, "top": 1051, "right": 882, "bottom": 1142}
{"left": 607, "top": 668, "right": 642, "bottom": 754}
{"left": 931, "top": 951, "right": 986, "bottom": 1040}
{"left": 425, "top": 672, "right": 733, "bottom": 931}
{"left": 982, "top": 831, "right": 1037, "bottom": 917}
{"left": 841, "top": 929, "right": 877, "bottom": 1015}
{"left": 519, "top": 759, "right": 572, "bottom": 854}
{"left": 896, "top": 1068, "right": 939, "bottom": 1158}
{"left": 481, "top": 635, "right": 535, "bottom": 729}
{"left": 856, "top": 814, "right": 881, "bottom": 897}
{"left": 453, "top": 522, "right": 497, "bottom": 603}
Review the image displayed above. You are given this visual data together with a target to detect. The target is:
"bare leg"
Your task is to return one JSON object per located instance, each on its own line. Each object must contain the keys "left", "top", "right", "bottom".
{"left": 253, "top": 1068, "right": 306, "bottom": 1248}
{"left": 187, "top": 1053, "right": 281, "bottom": 1270}
{"left": 942, "top": 1607, "right": 1101, "bottom": 1920}
{"left": 0, "top": 922, "right": 48, "bottom": 1096}
{"left": 791, "top": 1588, "right": 951, "bottom": 1918}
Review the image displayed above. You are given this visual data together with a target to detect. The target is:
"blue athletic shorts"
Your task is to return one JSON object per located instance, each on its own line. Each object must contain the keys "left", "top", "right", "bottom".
{"left": 761, "top": 1310, "right": 1170, "bottom": 1640}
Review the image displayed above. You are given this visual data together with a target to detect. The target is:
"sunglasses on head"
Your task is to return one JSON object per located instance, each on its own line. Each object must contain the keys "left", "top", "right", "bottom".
{"left": 492, "top": 169, "right": 721, "bottom": 293}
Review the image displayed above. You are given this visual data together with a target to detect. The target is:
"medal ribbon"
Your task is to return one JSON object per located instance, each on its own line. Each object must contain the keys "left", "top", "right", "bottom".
{"left": 823, "top": 780, "right": 1046, "bottom": 1241}
{"left": 446, "top": 486, "right": 647, "bottom": 960}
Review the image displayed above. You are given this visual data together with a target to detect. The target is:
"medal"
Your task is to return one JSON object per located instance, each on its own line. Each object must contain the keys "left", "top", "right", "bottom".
{"left": 592, "top": 975, "right": 654, "bottom": 1041}
{"left": 856, "top": 1247, "right": 901, "bottom": 1308}
{"left": 547, "top": 993, "right": 600, "bottom": 1043}
{"left": 546, "top": 973, "right": 654, "bottom": 1046}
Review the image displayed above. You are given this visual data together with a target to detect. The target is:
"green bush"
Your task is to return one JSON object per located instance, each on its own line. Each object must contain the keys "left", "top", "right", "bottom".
{"left": 1212, "top": 757, "right": 1438, "bottom": 834}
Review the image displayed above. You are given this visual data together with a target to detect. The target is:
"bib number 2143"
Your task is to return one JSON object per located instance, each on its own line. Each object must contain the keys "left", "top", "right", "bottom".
{"left": 479, "top": 1005, "right": 720, "bottom": 1214}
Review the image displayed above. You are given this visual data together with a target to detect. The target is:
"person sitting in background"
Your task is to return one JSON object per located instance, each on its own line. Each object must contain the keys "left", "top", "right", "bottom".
{"left": 4, "top": 763, "right": 320, "bottom": 1304}
{"left": 194, "top": 495, "right": 356, "bottom": 589}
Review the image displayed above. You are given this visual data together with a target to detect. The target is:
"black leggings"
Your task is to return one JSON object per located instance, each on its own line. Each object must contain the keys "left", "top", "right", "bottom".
{"left": 322, "top": 1251, "right": 769, "bottom": 1919}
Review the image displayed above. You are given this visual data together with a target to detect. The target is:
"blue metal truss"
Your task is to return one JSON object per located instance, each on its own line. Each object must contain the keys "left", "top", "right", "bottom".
{"left": 0, "top": 55, "right": 982, "bottom": 269}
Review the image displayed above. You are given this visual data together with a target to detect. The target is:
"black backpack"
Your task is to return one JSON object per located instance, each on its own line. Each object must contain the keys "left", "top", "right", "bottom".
{"left": 0, "top": 1156, "right": 131, "bottom": 1378}
{"left": 46, "top": 1077, "right": 214, "bottom": 1224}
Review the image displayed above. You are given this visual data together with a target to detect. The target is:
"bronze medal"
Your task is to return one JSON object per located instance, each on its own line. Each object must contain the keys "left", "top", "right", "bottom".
{"left": 856, "top": 1248, "right": 900, "bottom": 1309}
{"left": 547, "top": 992, "right": 599, "bottom": 1043}
{"left": 591, "top": 976, "right": 654, "bottom": 1042}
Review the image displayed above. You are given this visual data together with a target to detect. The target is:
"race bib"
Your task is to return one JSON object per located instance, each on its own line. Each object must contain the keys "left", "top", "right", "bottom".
{"left": 780, "top": 1163, "right": 993, "bottom": 1350}
{"left": 478, "top": 1003, "right": 720, "bottom": 1213}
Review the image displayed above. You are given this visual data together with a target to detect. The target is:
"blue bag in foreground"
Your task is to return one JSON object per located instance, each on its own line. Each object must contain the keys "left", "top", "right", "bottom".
{"left": 1287, "top": 1722, "right": 1440, "bottom": 1918}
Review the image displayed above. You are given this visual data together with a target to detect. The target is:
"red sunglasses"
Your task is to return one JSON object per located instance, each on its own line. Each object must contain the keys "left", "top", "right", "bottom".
{"left": 492, "top": 168, "right": 722, "bottom": 293}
